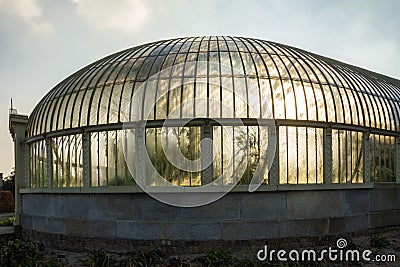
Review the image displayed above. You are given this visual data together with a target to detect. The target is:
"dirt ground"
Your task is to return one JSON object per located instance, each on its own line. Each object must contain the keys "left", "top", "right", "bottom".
{"left": 38, "top": 227, "right": 400, "bottom": 266}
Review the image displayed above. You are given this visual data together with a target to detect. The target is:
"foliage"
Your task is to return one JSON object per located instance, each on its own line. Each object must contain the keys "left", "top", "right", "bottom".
{"left": 369, "top": 235, "right": 391, "bottom": 249}
{"left": 0, "top": 191, "right": 14, "bottom": 213}
{"left": 85, "top": 250, "right": 115, "bottom": 267}
{"left": 195, "top": 248, "right": 233, "bottom": 267}
{"left": 124, "top": 248, "right": 163, "bottom": 266}
{"left": 37, "top": 256, "right": 66, "bottom": 267}
{"left": 0, "top": 216, "right": 15, "bottom": 226}
{"left": 167, "top": 256, "right": 191, "bottom": 267}
{"left": 2, "top": 167, "right": 15, "bottom": 196}
{"left": 0, "top": 239, "right": 38, "bottom": 267}
{"left": 235, "top": 257, "right": 263, "bottom": 267}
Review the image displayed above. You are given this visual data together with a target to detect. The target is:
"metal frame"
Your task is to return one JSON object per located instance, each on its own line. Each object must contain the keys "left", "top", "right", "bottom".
{"left": 24, "top": 36, "right": 400, "bottom": 189}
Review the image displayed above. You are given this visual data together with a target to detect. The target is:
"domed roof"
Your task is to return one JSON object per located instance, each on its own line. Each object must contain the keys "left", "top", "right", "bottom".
{"left": 27, "top": 36, "right": 400, "bottom": 137}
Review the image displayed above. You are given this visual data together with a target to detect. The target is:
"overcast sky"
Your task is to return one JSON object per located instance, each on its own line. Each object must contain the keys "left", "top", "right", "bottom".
{"left": 1, "top": 0, "right": 400, "bottom": 175}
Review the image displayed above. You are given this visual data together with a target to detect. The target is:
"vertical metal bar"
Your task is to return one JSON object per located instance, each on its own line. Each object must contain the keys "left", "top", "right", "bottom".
{"left": 82, "top": 132, "right": 91, "bottom": 187}
{"left": 323, "top": 126, "right": 333, "bottom": 184}
{"left": 201, "top": 121, "right": 213, "bottom": 185}
{"left": 363, "top": 132, "right": 371, "bottom": 183}
{"left": 268, "top": 124, "right": 279, "bottom": 186}
{"left": 286, "top": 126, "right": 289, "bottom": 183}
{"left": 396, "top": 136, "right": 400, "bottom": 184}
{"left": 135, "top": 123, "right": 146, "bottom": 185}
{"left": 105, "top": 131, "right": 109, "bottom": 186}
{"left": 45, "top": 138, "right": 53, "bottom": 188}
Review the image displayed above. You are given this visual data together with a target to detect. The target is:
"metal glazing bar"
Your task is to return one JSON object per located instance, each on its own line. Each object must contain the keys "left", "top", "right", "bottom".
{"left": 268, "top": 124, "right": 279, "bottom": 185}
{"left": 323, "top": 127, "right": 332, "bottom": 184}
{"left": 82, "top": 132, "right": 90, "bottom": 187}
{"left": 45, "top": 138, "right": 53, "bottom": 188}
{"left": 201, "top": 121, "right": 213, "bottom": 185}
{"left": 363, "top": 132, "right": 371, "bottom": 183}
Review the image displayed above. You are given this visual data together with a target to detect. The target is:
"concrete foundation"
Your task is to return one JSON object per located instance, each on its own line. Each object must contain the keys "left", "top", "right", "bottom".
{"left": 20, "top": 184, "right": 400, "bottom": 251}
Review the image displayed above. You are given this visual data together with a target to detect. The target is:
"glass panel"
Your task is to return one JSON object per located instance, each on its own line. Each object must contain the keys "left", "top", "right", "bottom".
{"left": 108, "top": 84, "right": 123, "bottom": 123}
{"left": 236, "top": 126, "right": 259, "bottom": 184}
{"left": 98, "top": 85, "right": 113, "bottom": 125}
{"left": 322, "top": 85, "right": 336, "bottom": 123}
{"left": 259, "top": 79, "right": 273, "bottom": 119}
{"left": 283, "top": 81, "right": 296, "bottom": 120}
{"left": 146, "top": 127, "right": 201, "bottom": 186}
{"left": 332, "top": 130, "right": 363, "bottom": 184}
{"left": 221, "top": 77, "right": 234, "bottom": 118}
{"left": 98, "top": 131, "right": 107, "bottom": 186}
{"left": 181, "top": 78, "right": 195, "bottom": 118}
{"left": 272, "top": 78, "right": 285, "bottom": 119}
{"left": 91, "top": 132, "right": 99, "bottom": 186}
{"left": 29, "top": 140, "right": 47, "bottom": 188}
{"left": 304, "top": 82, "right": 317, "bottom": 121}
{"left": 370, "top": 134, "right": 395, "bottom": 182}
{"left": 166, "top": 83, "right": 181, "bottom": 119}
{"left": 195, "top": 78, "right": 207, "bottom": 117}
{"left": 253, "top": 53, "right": 269, "bottom": 79}
{"left": 293, "top": 81, "right": 307, "bottom": 120}
{"left": 209, "top": 77, "right": 221, "bottom": 118}
{"left": 313, "top": 84, "right": 326, "bottom": 122}
{"left": 107, "top": 131, "right": 117, "bottom": 185}
{"left": 279, "top": 126, "right": 324, "bottom": 185}
{"left": 89, "top": 86, "right": 103, "bottom": 125}
{"left": 279, "top": 126, "right": 288, "bottom": 184}
{"left": 234, "top": 77, "right": 247, "bottom": 118}
{"left": 117, "top": 130, "right": 134, "bottom": 185}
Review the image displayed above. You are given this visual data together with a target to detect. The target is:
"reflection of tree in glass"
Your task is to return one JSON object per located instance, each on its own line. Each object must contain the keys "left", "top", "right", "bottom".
{"left": 234, "top": 127, "right": 260, "bottom": 185}
{"left": 370, "top": 135, "right": 395, "bottom": 182}
{"left": 146, "top": 127, "right": 201, "bottom": 186}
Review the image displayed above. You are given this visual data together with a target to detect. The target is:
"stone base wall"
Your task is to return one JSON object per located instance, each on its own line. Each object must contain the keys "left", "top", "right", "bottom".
{"left": 20, "top": 185, "right": 400, "bottom": 252}
{"left": 21, "top": 226, "right": 400, "bottom": 254}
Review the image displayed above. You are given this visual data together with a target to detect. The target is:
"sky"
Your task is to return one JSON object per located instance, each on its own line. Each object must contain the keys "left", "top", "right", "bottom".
{"left": 1, "top": 0, "right": 400, "bottom": 175}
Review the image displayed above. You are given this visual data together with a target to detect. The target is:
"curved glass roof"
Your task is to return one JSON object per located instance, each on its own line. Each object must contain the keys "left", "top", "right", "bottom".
{"left": 28, "top": 36, "right": 400, "bottom": 137}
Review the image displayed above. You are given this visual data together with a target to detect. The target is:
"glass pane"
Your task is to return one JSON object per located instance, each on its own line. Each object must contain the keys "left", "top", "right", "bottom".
{"left": 146, "top": 127, "right": 201, "bottom": 186}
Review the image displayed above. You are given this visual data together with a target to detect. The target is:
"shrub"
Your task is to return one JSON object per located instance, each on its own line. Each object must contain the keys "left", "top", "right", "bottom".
{"left": 124, "top": 248, "right": 163, "bottom": 266}
{"left": 0, "top": 216, "right": 15, "bottom": 226}
{"left": 370, "top": 235, "right": 391, "bottom": 249}
{"left": 85, "top": 250, "right": 114, "bottom": 267}
{"left": 196, "top": 248, "right": 233, "bottom": 267}
{"left": 0, "top": 239, "right": 38, "bottom": 266}
{"left": 0, "top": 191, "right": 14, "bottom": 213}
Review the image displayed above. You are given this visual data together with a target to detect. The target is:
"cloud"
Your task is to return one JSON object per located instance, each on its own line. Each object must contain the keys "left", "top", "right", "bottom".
{"left": 71, "top": 0, "right": 152, "bottom": 33}
{"left": 0, "top": 0, "right": 53, "bottom": 34}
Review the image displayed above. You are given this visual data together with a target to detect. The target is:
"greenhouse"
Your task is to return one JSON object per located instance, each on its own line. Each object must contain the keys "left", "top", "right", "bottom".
{"left": 9, "top": 36, "right": 400, "bottom": 250}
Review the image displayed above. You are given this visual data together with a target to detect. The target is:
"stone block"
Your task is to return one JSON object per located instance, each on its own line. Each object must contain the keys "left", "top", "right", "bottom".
{"left": 165, "top": 221, "right": 222, "bottom": 240}
{"left": 371, "top": 187, "right": 398, "bottom": 211}
{"left": 63, "top": 219, "right": 116, "bottom": 238}
{"left": 22, "top": 194, "right": 50, "bottom": 217}
{"left": 116, "top": 221, "right": 165, "bottom": 239}
{"left": 176, "top": 194, "right": 240, "bottom": 220}
{"left": 329, "top": 215, "right": 368, "bottom": 234}
{"left": 21, "top": 215, "right": 33, "bottom": 230}
{"left": 369, "top": 210, "right": 400, "bottom": 228}
{"left": 280, "top": 218, "right": 329, "bottom": 237}
{"left": 89, "top": 194, "right": 133, "bottom": 220}
{"left": 49, "top": 218, "right": 65, "bottom": 234}
{"left": 344, "top": 190, "right": 371, "bottom": 215}
{"left": 222, "top": 220, "right": 280, "bottom": 240}
{"left": 132, "top": 193, "right": 240, "bottom": 221}
{"left": 287, "top": 191, "right": 345, "bottom": 219}
{"left": 32, "top": 216, "right": 49, "bottom": 232}
{"left": 50, "top": 194, "right": 90, "bottom": 219}
{"left": 240, "top": 192, "right": 286, "bottom": 220}
{"left": 132, "top": 195, "right": 179, "bottom": 220}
